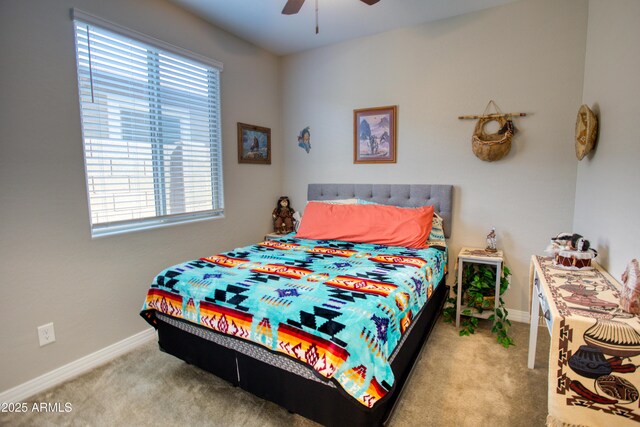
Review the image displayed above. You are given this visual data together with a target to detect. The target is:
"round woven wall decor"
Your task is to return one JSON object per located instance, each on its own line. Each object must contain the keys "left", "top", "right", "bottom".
{"left": 575, "top": 104, "right": 598, "bottom": 160}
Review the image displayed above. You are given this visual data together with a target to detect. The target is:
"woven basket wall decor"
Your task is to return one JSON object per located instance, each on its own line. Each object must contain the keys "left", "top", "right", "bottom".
{"left": 460, "top": 101, "right": 526, "bottom": 162}
{"left": 472, "top": 115, "right": 514, "bottom": 162}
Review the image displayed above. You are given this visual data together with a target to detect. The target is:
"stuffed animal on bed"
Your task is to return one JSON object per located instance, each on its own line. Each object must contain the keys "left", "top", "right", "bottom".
{"left": 272, "top": 196, "right": 295, "bottom": 234}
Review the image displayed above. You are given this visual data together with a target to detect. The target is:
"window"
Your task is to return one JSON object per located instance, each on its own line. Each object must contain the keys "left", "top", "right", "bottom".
{"left": 72, "top": 10, "right": 224, "bottom": 237}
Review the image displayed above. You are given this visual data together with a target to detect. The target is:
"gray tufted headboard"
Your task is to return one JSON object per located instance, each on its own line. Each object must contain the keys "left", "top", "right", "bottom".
{"left": 307, "top": 184, "right": 453, "bottom": 238}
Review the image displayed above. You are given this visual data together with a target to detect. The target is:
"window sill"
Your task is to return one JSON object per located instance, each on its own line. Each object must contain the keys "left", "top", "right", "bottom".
{"left": 90, "top": 212, "right": 225, "bottom": 239}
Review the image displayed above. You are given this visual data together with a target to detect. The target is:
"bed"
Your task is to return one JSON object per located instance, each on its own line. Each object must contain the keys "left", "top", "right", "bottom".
{"left": 140, "top": 183, "right": 452, "bottom": 426}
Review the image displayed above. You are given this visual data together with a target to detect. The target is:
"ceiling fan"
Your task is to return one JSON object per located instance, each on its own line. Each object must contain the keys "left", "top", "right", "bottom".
{"left": 282, "top": 0, "right": 380, "bottom": 33}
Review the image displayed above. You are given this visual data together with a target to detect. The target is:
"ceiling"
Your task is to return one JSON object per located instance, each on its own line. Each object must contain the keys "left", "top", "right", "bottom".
{"left": 170, "top": 0, "right": 518, "bottom": 56}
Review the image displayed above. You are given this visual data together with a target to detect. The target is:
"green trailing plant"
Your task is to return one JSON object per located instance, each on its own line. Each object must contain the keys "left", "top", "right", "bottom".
{"left": 442, "top": 263, "right": 514, "bottom": 348}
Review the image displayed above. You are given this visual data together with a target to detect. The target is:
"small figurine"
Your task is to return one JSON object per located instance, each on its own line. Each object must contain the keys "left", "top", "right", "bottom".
{"left": 272, "top": 196, "right": 295, "bottom": 234}
{"left": 486, "top": 227, "right": 497, "bottom": 252}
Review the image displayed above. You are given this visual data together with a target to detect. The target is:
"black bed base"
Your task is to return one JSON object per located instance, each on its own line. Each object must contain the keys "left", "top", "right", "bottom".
{"left": 154, "top": 279, "right": 447, "bottom": 427}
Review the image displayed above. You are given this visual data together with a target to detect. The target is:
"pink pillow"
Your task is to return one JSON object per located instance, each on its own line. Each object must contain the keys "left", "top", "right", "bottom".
{"left": 296, "top": 202, "right": 434, "bottom": 249}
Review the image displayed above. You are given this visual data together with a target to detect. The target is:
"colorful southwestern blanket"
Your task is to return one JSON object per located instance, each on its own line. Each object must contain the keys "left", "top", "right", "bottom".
{"left": 141, "top": 236, "right": 447, "bottom": 408}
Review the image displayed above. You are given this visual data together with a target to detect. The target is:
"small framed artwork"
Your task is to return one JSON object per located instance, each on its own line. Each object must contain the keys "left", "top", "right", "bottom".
{"left": 354, "top": 105, "right": 397, "bottom": 164}
{"left": 238, "top": 122, "right": 271, "bottom": 164}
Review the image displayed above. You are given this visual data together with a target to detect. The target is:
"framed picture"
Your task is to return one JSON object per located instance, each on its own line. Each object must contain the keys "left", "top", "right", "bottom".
{"left": 238, "top": 123, "right": 271, "bottom": 164}
{"left": 354, "top": 105, "right": 397, "bottom": 164}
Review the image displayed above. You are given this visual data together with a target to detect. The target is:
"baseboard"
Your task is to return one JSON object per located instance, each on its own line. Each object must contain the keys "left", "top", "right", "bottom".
{"left": 507, "top": 308, "right": 531, "bottom": 324}
{"left": 506, "top": 308, "right": 551, "bottom": 326}
{"left": 0, "top": 328, "right": 156, "bottom": 403}
{"left": 455, "top": 308, "right": 532, "bottom": 324}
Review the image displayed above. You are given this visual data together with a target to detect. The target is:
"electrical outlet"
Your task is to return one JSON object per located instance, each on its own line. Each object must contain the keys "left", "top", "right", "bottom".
{"left": 37, "top": 323, "right": 56, "bottom": 347}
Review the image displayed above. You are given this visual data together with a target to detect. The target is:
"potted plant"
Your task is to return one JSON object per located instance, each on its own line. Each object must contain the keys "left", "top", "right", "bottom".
{"left": 443, "top": 263, "right": 514, "bottom": 348}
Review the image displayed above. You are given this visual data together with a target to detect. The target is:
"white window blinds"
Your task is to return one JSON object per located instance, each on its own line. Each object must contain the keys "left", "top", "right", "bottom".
{"left": 72, "top": 10, "right": 224, "bottom": 237}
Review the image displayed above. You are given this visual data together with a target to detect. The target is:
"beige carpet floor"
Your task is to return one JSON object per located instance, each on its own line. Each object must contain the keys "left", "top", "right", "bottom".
{"left": 1, "top": 318, "right": 550, "bottom": 427}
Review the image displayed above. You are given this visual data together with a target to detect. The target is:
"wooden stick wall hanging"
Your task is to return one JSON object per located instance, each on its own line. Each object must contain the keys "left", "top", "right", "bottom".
{"left": 459, "top": 100, "right": 528, "bottom": 162}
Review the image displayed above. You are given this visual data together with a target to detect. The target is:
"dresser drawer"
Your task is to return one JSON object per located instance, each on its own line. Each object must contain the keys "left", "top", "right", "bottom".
{"left": 534, "top": 276, "right": 552, "bottom": 334}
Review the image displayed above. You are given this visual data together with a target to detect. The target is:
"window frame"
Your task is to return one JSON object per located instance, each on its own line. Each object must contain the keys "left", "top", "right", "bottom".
{"left": 71, "top": 9, "right": 224, "bottom": 238}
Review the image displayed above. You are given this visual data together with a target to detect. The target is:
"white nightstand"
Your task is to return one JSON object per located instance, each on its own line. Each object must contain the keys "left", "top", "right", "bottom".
{"left": 455, "top": 247, "right": 504, "bottom": 328}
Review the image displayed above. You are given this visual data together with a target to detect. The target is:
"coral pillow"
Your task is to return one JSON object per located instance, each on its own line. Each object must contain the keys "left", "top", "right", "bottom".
{"left": 296, "top": 202, "right": 434, "bottom": 249}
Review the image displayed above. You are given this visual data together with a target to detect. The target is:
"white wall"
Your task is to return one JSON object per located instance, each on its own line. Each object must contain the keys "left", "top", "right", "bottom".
{"left": 281, "top": 0, "right": 588, "bottom": 314}
{"left": 573, "top": 0, "right": 640, "bottom": 280}
{"left": 0, "top": 0, "right": 281, "bottom": 391}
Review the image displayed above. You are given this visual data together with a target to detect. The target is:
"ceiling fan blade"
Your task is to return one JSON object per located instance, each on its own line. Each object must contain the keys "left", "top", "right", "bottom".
{"left": 360, "top": 0, "right": 380, "bottom": 5}
{"left": 282, "top": 0, "right": 305, "bottom": 15}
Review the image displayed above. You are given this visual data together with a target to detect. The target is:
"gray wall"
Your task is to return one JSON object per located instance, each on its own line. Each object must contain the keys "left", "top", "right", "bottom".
{"left": 573, "top": 0, "right": 640, "bottom": 280}
{"left": 281, "top": 0, "right": 588, "bottom": 314}
{"left": 0, "top": 0, "right": 282, "bottom": 391}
